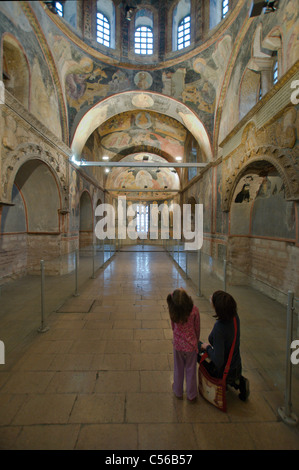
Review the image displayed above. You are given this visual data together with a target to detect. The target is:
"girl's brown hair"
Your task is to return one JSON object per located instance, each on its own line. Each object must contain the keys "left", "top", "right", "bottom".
{"left": 167, "top": 288, "right": 193, "bottom": 324}
{"left": 211, "top": 290, "right": 237, "bottom": 321}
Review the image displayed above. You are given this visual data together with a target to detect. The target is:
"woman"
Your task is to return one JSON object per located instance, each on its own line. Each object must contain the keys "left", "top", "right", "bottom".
{"left": 199, "top": 290, "right": 249, "bottom": 401}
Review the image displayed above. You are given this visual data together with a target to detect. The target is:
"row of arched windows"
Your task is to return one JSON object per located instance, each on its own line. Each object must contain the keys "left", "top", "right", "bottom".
{"left": 54, "top": 0, "right": 230, "bottom": 55}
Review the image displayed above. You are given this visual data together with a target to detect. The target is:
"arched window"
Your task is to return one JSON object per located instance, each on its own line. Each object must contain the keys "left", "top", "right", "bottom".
{"left": 136, "top": 204, "right": 149, "bottom": 233}
{"left": 2, "top": 35, "right": 30, "bottom": 109}
{"left": 222, "top": 0, "right": 229, "bottom": 18}
{"left": 96, "top": 12, "right": 110, "bottom": 47}
{"left": 55, "top": 2, "right": 63, "bottom": 17}
{"left": 177, "top": 15, "right": 191, "bottom": 50}
{"left": 258, "top": 79, "right": 262, "bottom": 100}
{"left": 96, "top": 0, "right": 115, "bottom": 49}
{"left": 134, "top": 9, "right": 154, "bottom": 55}
{"left": 172, "top": 0, "right": 191, "bottom": 51}
{"left": 135, "top": 26, "right": 153, "bottom": 55}
{"left": 273, "top": 59, "right": 278, "bottom": 84}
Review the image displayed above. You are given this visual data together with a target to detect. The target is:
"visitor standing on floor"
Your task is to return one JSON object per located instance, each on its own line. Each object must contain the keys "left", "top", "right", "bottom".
{"left": 199, "top": 290, "right": 250, "bottom": 401}
{"left": 167, "top": 288, "right": 200, "bottom": 402}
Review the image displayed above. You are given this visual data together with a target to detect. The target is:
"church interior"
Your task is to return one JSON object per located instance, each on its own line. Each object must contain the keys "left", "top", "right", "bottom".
{"left": 0, "top": 0, "right": 298, "bottom": 450}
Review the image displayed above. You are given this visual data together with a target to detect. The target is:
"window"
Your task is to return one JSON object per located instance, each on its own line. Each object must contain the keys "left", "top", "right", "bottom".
{"left": 136, "top": 205, "right": 149, "bottom": 233}
{"left": 55, "top": 2, "right": 63, "bottom": 17}
{"left": 177, "top": 15, "right": 191, "bottom": 50}
{"left": 96, "top": 12, "right": 110, "bottom": 47}
{"left": 135, "top": 26, "right": 153, "bottom": 55}
{"left": 172, "top": 0, "right": 191, "bottom": 51}
{"left": 222, "top": 0, "right": 229, "bottom": 19}
{"left": 273, "top": 60, "right": 278, "bottom": 84}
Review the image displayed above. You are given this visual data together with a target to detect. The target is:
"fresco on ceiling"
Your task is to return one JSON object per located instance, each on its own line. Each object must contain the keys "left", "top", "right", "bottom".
{"left": 99, "top": 111, "right": 186, "bottom": 159}
{"left": 106, "top": 153, "right": 180, "bottom": 201}
{"left": 134, "top": 71, "right": 153, "bottom": 89}
{"left": 230, "top": 173, "right": 296, "bottom": 239}
{"left": 48, "top": 31, "right": 220, "bottom": 141}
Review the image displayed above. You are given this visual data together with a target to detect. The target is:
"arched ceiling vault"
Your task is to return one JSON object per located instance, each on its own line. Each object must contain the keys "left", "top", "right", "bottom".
{"left": 70, "top": 91, "right": 213, "bottom": 162}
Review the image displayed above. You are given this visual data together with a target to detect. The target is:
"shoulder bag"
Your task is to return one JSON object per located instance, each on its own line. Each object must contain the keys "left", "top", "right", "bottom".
{"left": 198, "top": 316, "right": 237, "bottom": 412}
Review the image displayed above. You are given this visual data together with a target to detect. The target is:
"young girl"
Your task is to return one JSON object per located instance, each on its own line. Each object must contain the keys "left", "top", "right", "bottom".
{"left": 167, "top": 288, "right": 200, "bottom": 401}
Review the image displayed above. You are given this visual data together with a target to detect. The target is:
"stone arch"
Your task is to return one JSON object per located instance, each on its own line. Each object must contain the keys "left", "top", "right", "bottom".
{"left": 13, "top": 159, "right": 61, "bottom": 233}
{"left": 70, "top": 91, "right": 212, "bottom": 163}
{"left": 222, "top": 149, "right": 297, "bottom": 213}
{"left": 1, "top": 158, "right": 62, "bottom": 278}
{"left": 2, "top": 143, "right": 68, "bottom": 211}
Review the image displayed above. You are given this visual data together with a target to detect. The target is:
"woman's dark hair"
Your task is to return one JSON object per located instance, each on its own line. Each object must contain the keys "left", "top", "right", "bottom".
{"left": 211, "top": 290, "right": 237, "bottom": 321}
{"left": 167, "top": 289, "right": 193, "bottom": 324}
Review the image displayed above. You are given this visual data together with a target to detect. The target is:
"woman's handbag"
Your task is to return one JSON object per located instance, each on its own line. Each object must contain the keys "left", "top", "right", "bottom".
{"left": 198, "top": 316, "right": 237, "bottom": 412}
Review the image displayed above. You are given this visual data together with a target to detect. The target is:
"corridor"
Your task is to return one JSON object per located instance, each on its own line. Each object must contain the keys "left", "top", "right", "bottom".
{"left": 0, "top": 246, "right": 298, "bottom": 450}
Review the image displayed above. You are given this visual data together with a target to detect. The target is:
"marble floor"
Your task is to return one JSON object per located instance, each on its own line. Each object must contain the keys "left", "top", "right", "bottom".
{"left": 0, "top": 246, "right": 298, "bottom": 450}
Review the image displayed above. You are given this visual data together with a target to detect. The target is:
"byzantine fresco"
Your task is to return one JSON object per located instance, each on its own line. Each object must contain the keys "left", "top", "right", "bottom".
{"left": 0, "top": 2, "right": 62, "bottom": 139}
{"left": 230, "top": 173, "right": 296, "bottom": 240}
{"left": 97, "top": 110, "right": 186, "bottom": 160}
{"left": 105, "top": 153, "right": 180, "bottom": 201}
{"left": 218, "top": 0, "right": 299, "bottom": 144}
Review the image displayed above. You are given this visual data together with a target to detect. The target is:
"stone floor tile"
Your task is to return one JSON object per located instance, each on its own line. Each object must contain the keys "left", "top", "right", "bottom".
{"left": 140, "top": 370, "right": 173, "bottom": 392}
{"left": 13, "top": 424, "right": 80, "bottom": 450}
{"left": 192, "top": 422, "right": 255, "bottom": 450}
{"left": 12, "top": 394, "right": 77, "bottom": 425}
{"left": 138, "top": 423, "right": 198, "bottom": 450}
{"left": 69, "top": 394, "right": 125, "bottom": 424}
{"left": 130, "top": 353, "right": 170, "bottom": 371}
{"left": 76, "top": 424, "right": 138, "bottom": 450}
{"left": 0, "top": 371, "right": 54, "bottom": 394}
{"left": 126, "top": 392, "right": 178, "bottom": 423}
{"left": 94, "top": 370, "right": 140, "bottom": 393}
{"left": 0, "top": 426, "right": 22, "bottom": 449}
{"left": 245, "top": 422, "right": 299, "bottom": 450}
{"left": 0, "top": 394, "right": 27, "bottom": 425}
{"left": 47, "top": 371, "right": 97, "bottom": 393}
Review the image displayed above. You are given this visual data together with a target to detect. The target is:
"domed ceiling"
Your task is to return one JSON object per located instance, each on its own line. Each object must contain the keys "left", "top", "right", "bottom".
{"left": 105, "top": 153, "right": 180, "bottom": 201}
{"left": 97, "top": 109, "right": 187, "bottom": 161}
{"left": 82, "top": 107, "right": 195, "bottom": 200}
